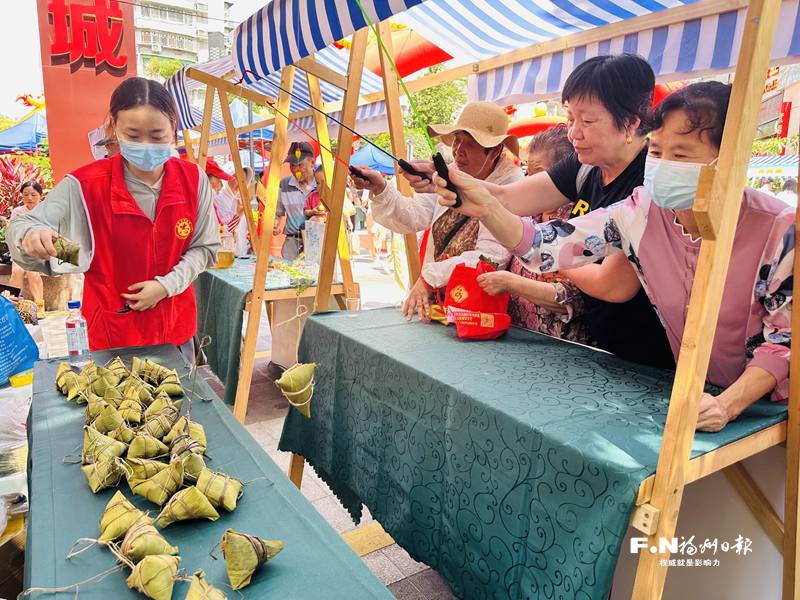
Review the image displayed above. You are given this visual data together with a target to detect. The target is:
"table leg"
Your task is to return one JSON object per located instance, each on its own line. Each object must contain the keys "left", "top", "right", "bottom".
{"left": 289, "top": 453, "right": 305, "bottom": 489}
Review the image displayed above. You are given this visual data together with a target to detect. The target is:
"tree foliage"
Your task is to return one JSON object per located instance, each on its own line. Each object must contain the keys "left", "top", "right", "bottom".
{"left": 144, "top": 57, "right": 185, "bottom": 81}
{"left": 364, "top": 66, "right": 467, "bottom": 160}
{"left": 751, "top": 134, "right": 799, "bottom": 156}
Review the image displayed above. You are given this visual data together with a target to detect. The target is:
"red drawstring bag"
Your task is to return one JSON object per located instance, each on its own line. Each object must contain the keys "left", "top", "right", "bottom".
{"left": 443, "top": 261, "right": 511, "bottom": 340}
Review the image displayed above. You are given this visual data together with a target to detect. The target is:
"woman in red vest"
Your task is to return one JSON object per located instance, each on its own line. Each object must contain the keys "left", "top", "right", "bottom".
{"left": 8, "top": 78, "right": 219, "bottom": 360}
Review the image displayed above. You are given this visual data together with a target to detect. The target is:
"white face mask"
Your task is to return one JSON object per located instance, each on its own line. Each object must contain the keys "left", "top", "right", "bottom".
{"left": 643, "top": 155, "right": 704, "bottom": 210}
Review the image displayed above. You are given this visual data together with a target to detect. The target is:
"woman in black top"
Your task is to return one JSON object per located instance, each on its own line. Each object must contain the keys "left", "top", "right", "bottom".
{"left": 402, "top": 54, "right": 674, "bottom": 369}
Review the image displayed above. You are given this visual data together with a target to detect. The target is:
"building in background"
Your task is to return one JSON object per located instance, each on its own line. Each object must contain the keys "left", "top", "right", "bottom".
{"left": 134, "top": 0, "right": 235, "bottom": 79}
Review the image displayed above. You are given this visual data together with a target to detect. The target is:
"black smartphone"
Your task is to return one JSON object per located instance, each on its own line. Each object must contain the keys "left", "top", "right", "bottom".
{"left": 397, "top": 159, "right": 431, "bottom": 182}
{"left": 348, "top": 165, "right": 367, "bottom": 180}
{"left": 432, "top": 152, "right": 462, "bottom": 208}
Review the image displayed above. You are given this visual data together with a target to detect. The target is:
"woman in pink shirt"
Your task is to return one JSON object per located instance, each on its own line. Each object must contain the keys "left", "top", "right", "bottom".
{"left": 434, "top": 82, "right": 793, "bottom": 433}
{"left": 9, "top": 181, "right": 45, "bottom": 311}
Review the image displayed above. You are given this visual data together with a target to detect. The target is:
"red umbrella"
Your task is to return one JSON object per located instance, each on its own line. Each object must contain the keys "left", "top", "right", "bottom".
{"left": 364, "top": 28, "right": 452, "bottom": 78}
{"left": 507, "top": 116, "right": 567, "bottom": 139}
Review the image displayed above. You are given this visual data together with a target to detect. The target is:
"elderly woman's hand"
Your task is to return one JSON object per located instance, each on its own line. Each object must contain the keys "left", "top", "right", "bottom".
{"left": 477, "top": 271, "right": 517, "bottom": 296}
{"left": 399, "top": 160, "right": 436, "bottom": 194}
{"left": 403, "top": 277, "right": 433, "bottom": 323}
{"left": 350, "top": 166, "right": 386, "bottom": 195}
{"left": 434, "top": 169, "right": 496, "bottom": 218}
{"left": 696, "top": 393, "right": 731, "bottom": 432}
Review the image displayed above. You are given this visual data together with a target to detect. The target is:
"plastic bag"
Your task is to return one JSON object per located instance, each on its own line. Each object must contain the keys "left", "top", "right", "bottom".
{"left": 0, "top": 296, "right": 38, "bottom": 386}
{"left": 0, "top": 386, "right": 31, "bottom": 453}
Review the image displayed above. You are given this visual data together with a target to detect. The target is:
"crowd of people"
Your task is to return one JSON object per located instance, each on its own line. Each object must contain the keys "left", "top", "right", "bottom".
{"left": 3, "top": 53, "right": 796, "bottom": 434}
{"left": 352, "top": 54, "right": 795, "bottom": 433}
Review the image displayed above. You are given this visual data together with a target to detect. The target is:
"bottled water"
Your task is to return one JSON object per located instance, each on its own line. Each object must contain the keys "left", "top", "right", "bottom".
{"left": 65, "top": 300, "right": 89, "bottom": 366}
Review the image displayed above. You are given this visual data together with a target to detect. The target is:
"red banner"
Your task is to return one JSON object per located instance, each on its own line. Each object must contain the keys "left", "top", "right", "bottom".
{"left": 777, "top": 101, "right": 792, "bottom": 140}
{"left": 36, "top": 0, "right": 137, "bottom": 180}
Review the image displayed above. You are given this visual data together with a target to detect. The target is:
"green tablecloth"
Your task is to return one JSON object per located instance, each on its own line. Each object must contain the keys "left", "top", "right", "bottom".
{"left": 279, "top": 308, "right": 788, "bottom": 600}
{"left": 25, "top": 344, "right": 392, "bottom": 599}
{"left": 195, "top": 257, "right": 290, "bottom": 405}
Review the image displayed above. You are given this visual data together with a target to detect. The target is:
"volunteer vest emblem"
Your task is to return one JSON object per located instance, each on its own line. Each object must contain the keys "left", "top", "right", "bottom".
{"left": 450, "top": 285, "right": 469, "bottom": 304}
{"left": 175, "top": 218, "right": 192, "bottom": 239}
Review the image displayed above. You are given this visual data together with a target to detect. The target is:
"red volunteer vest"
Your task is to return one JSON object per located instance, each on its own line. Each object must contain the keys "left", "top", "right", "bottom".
{"left": 71, "top": 154, "right": 199, "bottom": 351}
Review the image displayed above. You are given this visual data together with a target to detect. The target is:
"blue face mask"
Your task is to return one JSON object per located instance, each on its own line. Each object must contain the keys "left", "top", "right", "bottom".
{"left": 643, "top": 155, "right": 704, "bottom": 210}
{"left": 119, "top": 138, "right": 172, "bottom": 172}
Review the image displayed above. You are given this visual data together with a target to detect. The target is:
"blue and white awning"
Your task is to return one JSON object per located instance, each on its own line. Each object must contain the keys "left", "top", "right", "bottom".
{"left": 233, "top": 0, "right": 426, "bottom": 81}
{"left": 749, "top": 154, "right": 799, "bottom": 178}
{"left": 166, "top": 47, "right": 388, "bottom": 135}
{"left": 468, "top": 0, "right": 800, "bottom": 104}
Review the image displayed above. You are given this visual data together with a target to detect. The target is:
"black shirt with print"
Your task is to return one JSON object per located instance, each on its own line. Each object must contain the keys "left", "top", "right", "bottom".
{"left": 546, "top": 147, "right": 675, "bottom": 369}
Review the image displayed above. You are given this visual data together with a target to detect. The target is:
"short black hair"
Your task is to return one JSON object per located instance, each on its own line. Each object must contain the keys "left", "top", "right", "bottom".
{"left": 19, "top": 180, "right": 43, "bottom": 195}
{"left": 562, "top": 54, "right": 655, "bottom": 134}
{"left": 784, "top": 178, "right": 797, "bottom": 193}
{"left": 651, "top": 81, "right": 732, "bottom": 149}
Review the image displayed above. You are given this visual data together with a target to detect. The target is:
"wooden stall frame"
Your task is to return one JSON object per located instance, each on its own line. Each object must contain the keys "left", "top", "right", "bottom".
{"left": 182, "top": 38, "right": 373, "bottom": 425}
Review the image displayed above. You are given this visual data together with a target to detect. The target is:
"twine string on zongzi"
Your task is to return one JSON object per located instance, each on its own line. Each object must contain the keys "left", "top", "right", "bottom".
{"left": 18, "top": 563, "right": 125, "bottom": 599}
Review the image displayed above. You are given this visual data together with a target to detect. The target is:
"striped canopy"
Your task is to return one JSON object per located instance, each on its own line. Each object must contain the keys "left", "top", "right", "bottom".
{"left": 166, "top": 47, "right": 388, "bottom": 142}
{"left": 749, "top": 154, "right": 800, "bottom": 179}
{"left": 468, "top": 0, "right": 800, "bottom": 104}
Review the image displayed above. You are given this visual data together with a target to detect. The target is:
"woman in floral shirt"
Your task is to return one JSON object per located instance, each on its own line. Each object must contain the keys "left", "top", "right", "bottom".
{"left": 434, "top": 82, "right": 793, "bottom": 433}
{"left": 477, "top": 126, "right": 592, "bottom": 344}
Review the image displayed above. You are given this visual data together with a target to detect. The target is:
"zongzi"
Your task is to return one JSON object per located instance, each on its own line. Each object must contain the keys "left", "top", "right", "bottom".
{"left": 82, "top": 426, "right": 128, "bottom": 464}
{"left": 128, "top": 434, "right": 169, "bottom": 460}
{"left": 196, "top": 469, "right": 242, "bottom": 512}
{"left": 126, "top": 554, "right": 180, "bottom": 600}
{"left": 130, "top": 458, "right": 183, "bottom": 505}
{"left": 54, "top": 236, "right": 80, "bottom": 266}
{"left": 81, "top": 458, "right": 123, "bottom": 493}
{"left": 153, "top": 486, "right": 219, "bottom": 528}
{"left": 98, "top": 491, "right": 145, "bottom": 542}
{"left": 185, "top": 570, "right": 227, "bottom": 600}
{"left": 121, "top": 516, "right": 179, "bottom": 562}
{"left": 274, "top": 363, "right": 317, "bottom": 418}
{"left": 220, "top": 529, "right": 283, "bottom": 590}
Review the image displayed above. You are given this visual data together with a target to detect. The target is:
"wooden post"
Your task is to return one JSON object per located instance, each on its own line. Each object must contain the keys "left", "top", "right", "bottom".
{"left": 218, "top": 88, "right": 258, "bottom": 244}
{"left": 377, "top": 21, "right": 421, "bottom": 285}
{"left": 314, "top": 28, "right": 368, "bottom": 309}
{"left": 630, "top": 1, "right": 780, "bottom": 597}
{"left": 305, "top": 71, "right": 359, "bottom": 303}
{"left": 197, "top": 87, "right": 215, "bottom": 170}
{"left": 783, "top": 133, "right": 800, "bottom": 598}
{"left": 182, "top": 129, "right": 196, "bottom": 163}
{"left": 232, "top": 66, "right": 296, "bottom": 424}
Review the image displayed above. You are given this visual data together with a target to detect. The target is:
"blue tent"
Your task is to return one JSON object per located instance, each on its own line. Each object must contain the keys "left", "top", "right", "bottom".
{"left": 349, "top": 144, "right": 394, "bottom": 175}
{"left": 0, "top": 111, "right": 47, "bottom": 153}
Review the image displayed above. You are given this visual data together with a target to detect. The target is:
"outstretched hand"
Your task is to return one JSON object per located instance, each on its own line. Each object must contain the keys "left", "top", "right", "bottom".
{"left": 433, "top": 168, "right": 496, "bottom": 218}
{"left": 349, "top": 166, "right": 386, "bottom": 195}
{"left": 21, "top": 228, "right": 59, "bottom": 260}
{"left": 398, "top": 160, "right": 436, "bottom": 194}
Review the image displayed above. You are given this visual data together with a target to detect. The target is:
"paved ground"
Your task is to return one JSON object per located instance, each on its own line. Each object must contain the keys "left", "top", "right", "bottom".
{"left": 40, "top": 243, "right": 458, "bottom": 599}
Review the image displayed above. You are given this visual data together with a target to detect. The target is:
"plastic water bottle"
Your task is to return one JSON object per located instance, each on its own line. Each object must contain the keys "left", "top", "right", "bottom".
{"left": 65, "top": 300, "right": 90, "bottom": 366}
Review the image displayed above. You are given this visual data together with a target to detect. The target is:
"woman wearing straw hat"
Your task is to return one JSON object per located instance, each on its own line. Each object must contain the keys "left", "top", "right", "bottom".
{"left": 352, "top": 101, "right": 524, "bottom": 322}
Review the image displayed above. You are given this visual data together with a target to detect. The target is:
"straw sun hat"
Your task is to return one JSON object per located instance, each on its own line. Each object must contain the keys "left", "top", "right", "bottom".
{"left": 427, "top": 101, "right": 519, "bottom": 157}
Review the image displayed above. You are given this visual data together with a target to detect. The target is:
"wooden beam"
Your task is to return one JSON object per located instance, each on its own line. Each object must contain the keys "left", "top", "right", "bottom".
{"left": 234, "top": 117, "right": 276, "bottom": 137}
{"left": 724, "top": 463, "right": 784, "bottom": 553}
{"left": 232, "top": 66, "right": 296, "bottom": 424}
{"left": 181, "top": 129, "right": 196, "bottom": 163}
{"left": 197, "top": 87, "right": 215, "bottom": 170}
{"left": 217, "top": 88, "right": 258, "bottom": 245}
{"left": 296, "top": 56, "right": 348, "bottom": 90}
{"left": 784, "top": 137, "right": 800, "bottom": 598}
{"left": 635, "top": 422, "right": 787, "bottom": 506}
{"left": 187, "top": 68, "right": 278, "bottom": 110}
{"left": 631, "top": 2, "right": 780, "bottom": 598}
{"left": 377, "top": 20, "right": 421, "bottom": 285}
{"left": 315, "top": 28, "right": 368, "bottom": 309}
{"left": 306, "top": 71, "right": 359, "bottom": 303}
